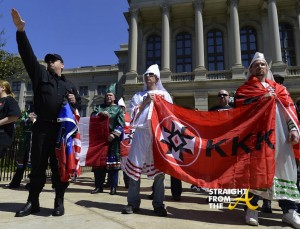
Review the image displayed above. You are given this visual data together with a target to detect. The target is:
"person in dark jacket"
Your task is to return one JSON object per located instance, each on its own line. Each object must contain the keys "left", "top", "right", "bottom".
{"left": 209, "top": 90, "right": 233, "bottom": 111}
{"left": 12, "top": 9, "right": 81, "bottom": 217}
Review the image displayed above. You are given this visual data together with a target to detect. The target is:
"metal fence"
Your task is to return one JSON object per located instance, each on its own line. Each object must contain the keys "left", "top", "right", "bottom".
{"left": 0, "top": 141, "right": 29, "bottom": 182}
{"left": 0, "top": 140, "right": 91, "bottom": 182}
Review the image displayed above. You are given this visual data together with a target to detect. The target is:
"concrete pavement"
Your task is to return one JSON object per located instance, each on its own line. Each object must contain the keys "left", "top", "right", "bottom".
{"left": 0, "top": 172, "right": 294, "bottom": 229}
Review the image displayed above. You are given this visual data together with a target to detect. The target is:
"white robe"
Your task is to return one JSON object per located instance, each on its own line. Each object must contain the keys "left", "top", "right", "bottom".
{"left": 124, "top": 90, "right": 172, "bottom": 180}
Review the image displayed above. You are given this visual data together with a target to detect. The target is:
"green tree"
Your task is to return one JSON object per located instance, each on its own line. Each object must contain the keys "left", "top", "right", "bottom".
{"left": 0, "top": 29, "right": 25, "bottom": 80}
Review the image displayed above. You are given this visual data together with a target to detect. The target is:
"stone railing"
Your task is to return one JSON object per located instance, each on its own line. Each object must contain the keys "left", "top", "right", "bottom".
{"left": 206, "top": 70, "right": 232, "bottom": 80}
{"left": 135, "top": 66, "right": 300, "bottom": 83}
{"left": 137, "top": 76, "right": 144, "bottom": 83}
{"left": 287, "top": 66, "right": 300, "bottom": 77}
{"left": 171, "top": 72, "right": 195, "bottom": 81}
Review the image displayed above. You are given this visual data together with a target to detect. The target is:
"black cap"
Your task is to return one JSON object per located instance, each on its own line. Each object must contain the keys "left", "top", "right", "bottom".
{"left": 44, "top": 53, "right": 64, "bottom": 63}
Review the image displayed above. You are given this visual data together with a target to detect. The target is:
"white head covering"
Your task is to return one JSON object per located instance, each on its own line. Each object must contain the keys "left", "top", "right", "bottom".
{"left": 118, "top": 97, "right": 126, "bottom": 108}
{"left": 143, "top": 64, "right": 167, "bottom": 91}
{"left": 246, "top": 52, "right": 274, "bottom": 81}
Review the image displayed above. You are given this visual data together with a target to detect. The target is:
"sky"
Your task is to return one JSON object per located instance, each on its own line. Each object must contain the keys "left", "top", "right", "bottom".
{"left": 0, "top": 0, "right": 129, "bottom": 68}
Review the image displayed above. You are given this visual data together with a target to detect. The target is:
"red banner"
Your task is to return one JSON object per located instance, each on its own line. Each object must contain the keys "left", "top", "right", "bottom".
{"left": 85, "top": 116, "right": 110, "bottom": 166}
{"left": 151, "top": 96, "right": 276, "bottom": 189}
{"left": 120, "top": 112, "right": 135, "bottom": 157}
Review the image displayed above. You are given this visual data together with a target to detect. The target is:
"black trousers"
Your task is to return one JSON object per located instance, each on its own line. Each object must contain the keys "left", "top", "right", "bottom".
{"left": 93, "top": 168, "right": 119, "bottom": 188}
{"left": 171, "top": 176, "right": 182, "bottom": 197}
{"left": 27, "top": 120, "right": 68, "bottom": 197}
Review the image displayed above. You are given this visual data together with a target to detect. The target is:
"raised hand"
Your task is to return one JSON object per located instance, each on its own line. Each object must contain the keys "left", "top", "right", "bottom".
{"left": 11, "top": 8, "right": 25, "bottom": 31}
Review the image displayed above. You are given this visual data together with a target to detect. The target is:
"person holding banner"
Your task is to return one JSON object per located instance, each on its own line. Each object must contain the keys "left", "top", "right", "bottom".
{"left": 122, "top": 64, "right": 173, "bottom": 217}
{"left": 91, "top": 84, "right": 124, "bottom": 195}
{"left": 234, "top": 52, "right": 300, "bottom": 228}
{"left": 12, "top": 9, "right": 81, "bottom": 217}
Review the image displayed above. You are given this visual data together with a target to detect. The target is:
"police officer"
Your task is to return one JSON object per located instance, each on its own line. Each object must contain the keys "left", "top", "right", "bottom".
{"left": 12, "top": 9, "right": 81, "bottom": 217}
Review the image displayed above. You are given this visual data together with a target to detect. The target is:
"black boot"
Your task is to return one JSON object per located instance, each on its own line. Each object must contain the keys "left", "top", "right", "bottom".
{"left": 91, "top": 187, "right": 103, "bottom": 194}
{"left": 52, "top": 198, "right": 65, "bottom": 216}
{"left": 261, "top": 199, "right": 272, "bottom": 213}
{"left": 109, "top": 187, "right": 116, "bottom": 195}
{"left": 15, "top": 192, "right": 40, "bottom": 217}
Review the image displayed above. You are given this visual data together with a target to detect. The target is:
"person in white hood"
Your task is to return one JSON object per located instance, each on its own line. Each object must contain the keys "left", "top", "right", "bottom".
{"left": 122, "top": 64, "right": 172, "bottom": 217}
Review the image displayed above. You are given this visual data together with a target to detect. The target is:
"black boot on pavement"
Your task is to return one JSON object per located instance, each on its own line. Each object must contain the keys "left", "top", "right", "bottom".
{"left": 52, "top": 198, "right": 65, "bottom": 216}
{"left": 90, "top": 187, "right": 103, "bottom": 194}
{"left": 109, "top": 187, "right": 117, "bottom": 195}
{"left": 154, "top": 207, "right": 168, "bottom": 217}
{"left": 15, "top": 201, "right": 40, "bottom": 217}
{"left": 261, "top": 199, "right": 272, "bottom": 213}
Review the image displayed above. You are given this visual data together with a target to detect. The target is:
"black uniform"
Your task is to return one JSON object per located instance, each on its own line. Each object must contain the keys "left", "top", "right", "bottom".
{"left": 0, "top": 96, "right": 21, "bottom": 157}
{"left": 16, "top": 31, "right": 81, "bottom": 199}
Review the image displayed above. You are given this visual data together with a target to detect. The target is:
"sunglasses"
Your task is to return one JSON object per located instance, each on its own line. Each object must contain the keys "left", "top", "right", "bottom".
{"left": 218, "top": 94, "right": 229, "bottom": 97}
{"left": 144, "top": 73, "right": 155, "bottom": 77}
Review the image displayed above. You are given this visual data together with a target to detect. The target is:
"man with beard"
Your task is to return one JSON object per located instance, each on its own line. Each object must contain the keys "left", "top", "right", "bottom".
{"left": 235, "top": 52, "right": 300, "bottom": 228}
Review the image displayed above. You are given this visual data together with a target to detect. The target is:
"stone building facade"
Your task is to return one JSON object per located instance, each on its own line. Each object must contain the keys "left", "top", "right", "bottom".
{"left": 12, "top": 0, "right": 300, "bottom": 115}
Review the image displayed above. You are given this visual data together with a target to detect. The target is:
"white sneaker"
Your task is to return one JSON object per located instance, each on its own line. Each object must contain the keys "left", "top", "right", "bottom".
{"left": 245, "top": 209, "right": 259, "bottom": 226}
{"left": 282, "top": 209, "right": 300, "bottom": 229}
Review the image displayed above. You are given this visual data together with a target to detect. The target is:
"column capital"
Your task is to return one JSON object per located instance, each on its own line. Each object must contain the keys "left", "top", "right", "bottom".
{"left": 265, "top": 0, "right": 277, "bottom": 4}
{"left": 160, "top": 4, "right": 170, "bottom": 14}
{"left": 193, "top": 0, "right": 205, "bottom": 11}
{"left": 129, "top": 7, "right": 139, "bottom": 17}
{"left": 227, "top": 0, "right": 239, "bottom": 8}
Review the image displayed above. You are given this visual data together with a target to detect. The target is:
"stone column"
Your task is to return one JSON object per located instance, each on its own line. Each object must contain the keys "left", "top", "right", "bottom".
{"left": 228, "top": 0, "right": 244, "bottom": 79}
{"left": 267, "top": 0, "right": 283, "bottom": 64}
{"left": 193, "top": 0, "right": 207, "bottom": 80}
{"left": 194, "top": 91, "right": 208, "bottom": 111}
{"left": 267, "top": 0, "right": 286, "bottom": 75}
{"left": 160, "top": 4, "right": 172, "bottom": 81}
{"left": 126, "top": 8, "right": 139, "bottom": 83}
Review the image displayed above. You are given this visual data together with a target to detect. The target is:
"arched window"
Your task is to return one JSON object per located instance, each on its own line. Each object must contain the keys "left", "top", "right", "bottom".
{"left": 240, "top": 26, "right": 257, "bottom": 67}
{"left": 146, "top": 35, "right": 161, "bottom": 68}
{"left": 176, "top": 32, "right": 192, "bottom": 73}
{"left": 207, "top": 29, "right": 224, "bottom": 70}
{"left": 280, "top": 23, "right": 296, "bottom": 66}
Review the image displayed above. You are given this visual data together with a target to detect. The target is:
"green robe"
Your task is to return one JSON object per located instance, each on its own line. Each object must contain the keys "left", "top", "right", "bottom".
{"left": 93, "top": 103, "right": 125, "bottom": 170}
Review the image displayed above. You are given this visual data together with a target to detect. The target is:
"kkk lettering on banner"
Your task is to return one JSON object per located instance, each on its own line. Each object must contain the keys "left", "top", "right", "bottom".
{"left": 151, "top": 95, "right": 276, "bottom": 189}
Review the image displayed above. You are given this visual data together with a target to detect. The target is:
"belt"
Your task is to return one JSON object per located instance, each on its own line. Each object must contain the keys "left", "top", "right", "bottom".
{"left": 38, "top": 118, "right": 58, "bottom": 123}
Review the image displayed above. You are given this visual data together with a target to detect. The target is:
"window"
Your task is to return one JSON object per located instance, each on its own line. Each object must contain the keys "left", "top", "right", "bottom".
{"left": 79, "top": 86, "right": 88, "bottom": 96}
{"left": 12, "top": 81, "right": 21, "bottom": 92}
{"left": 79, "top": 105, "right": 87, "bottom": 117}
{"left": 27, "top": 82, "right": 32, "bottom": 91}
{"left": 280, "top": 23, "right": 296, "bottom": 66}
{"left": 146, "top": 35, "right": 161, "bottom": 68}
{"left": 176, "top": 32, "right": 192, "bottom": 73}
{"left": 240, "top": 26, "right": 257, "bottom": 67}
{"left": 207, "top": 30, "right": 224, "bottom": 71}
{"left": 97, "top": 85, "right": 107, "bottom": 96}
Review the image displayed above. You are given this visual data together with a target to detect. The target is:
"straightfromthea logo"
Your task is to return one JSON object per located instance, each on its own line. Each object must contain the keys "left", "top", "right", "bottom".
{"left": 208, "top": 188, "right": 259, "bottom": 210}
